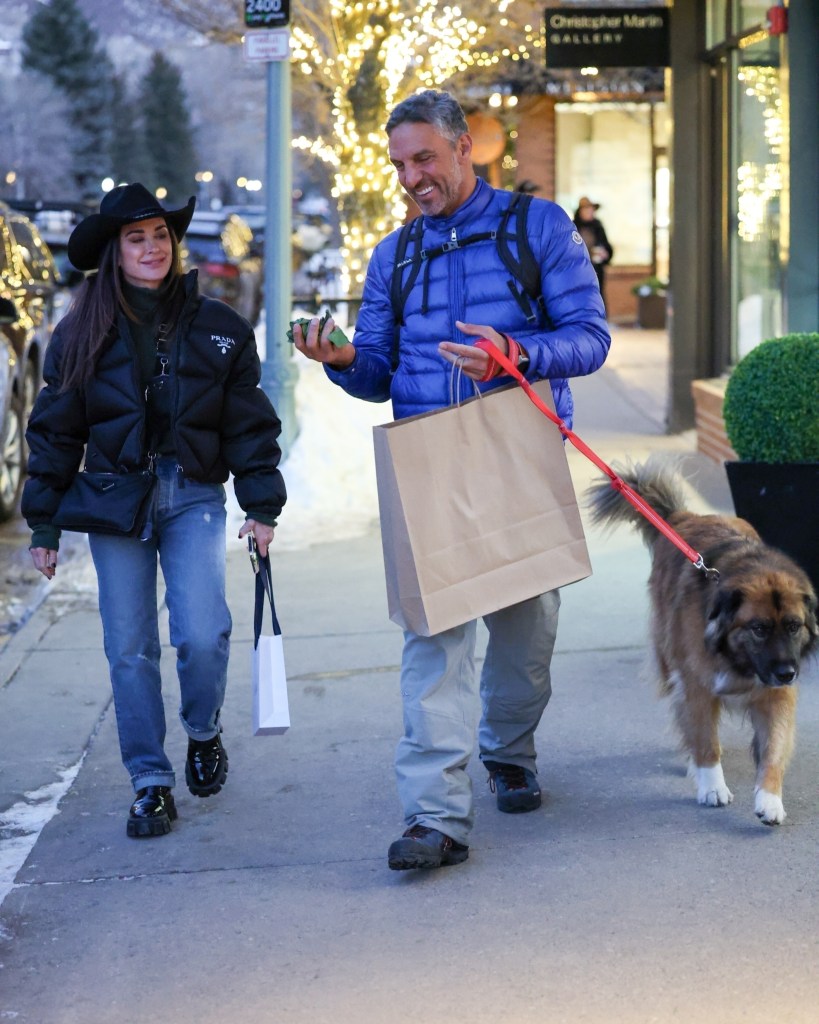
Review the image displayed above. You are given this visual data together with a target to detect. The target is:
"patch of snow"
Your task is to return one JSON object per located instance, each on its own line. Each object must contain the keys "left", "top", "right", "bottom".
{"left": 0, "top": 759, "right": 84, "bottom": 907}
{"left": 228, "top": 315, "right": 391, "bottom": 550}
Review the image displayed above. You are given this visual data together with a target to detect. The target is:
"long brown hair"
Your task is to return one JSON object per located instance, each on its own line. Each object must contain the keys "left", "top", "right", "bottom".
{"left": 58, "top": 228, "right": 185, "bottom": 391}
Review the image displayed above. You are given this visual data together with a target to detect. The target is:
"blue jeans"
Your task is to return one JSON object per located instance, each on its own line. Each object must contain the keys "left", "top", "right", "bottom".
{"left": 89, "top": 459, "right": 232, "bottom": 792}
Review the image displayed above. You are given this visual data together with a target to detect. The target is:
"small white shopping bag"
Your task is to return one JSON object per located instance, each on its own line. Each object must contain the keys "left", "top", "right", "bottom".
{"left": 251, "top": 554, "right": 290, "bottom": 736}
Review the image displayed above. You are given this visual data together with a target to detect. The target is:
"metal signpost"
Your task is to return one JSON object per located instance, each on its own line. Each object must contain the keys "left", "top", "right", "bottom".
{"left": 243, "top": 0, "right": 298, "bottom": 456}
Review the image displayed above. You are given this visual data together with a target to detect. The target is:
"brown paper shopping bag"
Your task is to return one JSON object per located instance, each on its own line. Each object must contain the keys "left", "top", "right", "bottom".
{"left": 373, "top": 381, "right": 591, "bottom": 637}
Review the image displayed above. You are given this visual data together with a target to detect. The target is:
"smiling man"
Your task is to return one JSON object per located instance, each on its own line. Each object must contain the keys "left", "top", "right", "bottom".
{"left": 293, "top": 90, "right": 611, "bottom": 871}
{"left": 388, "top": 117, "right": 473, "bottom": 218}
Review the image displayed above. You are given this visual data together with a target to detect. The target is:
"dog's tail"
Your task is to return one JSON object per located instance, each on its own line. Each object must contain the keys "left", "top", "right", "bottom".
{"left": 585, "top": 456, "right": 687, "bottom": 548}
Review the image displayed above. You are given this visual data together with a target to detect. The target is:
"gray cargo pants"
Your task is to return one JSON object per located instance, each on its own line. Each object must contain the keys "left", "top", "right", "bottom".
{"left": 395, "top": 589, "right": 560, "bottom": 845}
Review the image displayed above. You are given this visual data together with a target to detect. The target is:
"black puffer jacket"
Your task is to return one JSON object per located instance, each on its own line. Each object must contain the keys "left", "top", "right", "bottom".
{"left": 22, "top": 271, "right": 286, "bottom": 529}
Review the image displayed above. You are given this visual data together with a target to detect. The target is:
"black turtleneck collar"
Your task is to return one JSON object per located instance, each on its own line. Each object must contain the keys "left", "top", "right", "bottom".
{"left": 121, "top": 279, "right": 164, "bottom": 323}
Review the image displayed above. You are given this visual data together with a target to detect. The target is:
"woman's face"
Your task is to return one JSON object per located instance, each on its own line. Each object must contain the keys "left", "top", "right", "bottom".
{"left": 118, "top": 217, "right": 173, "bottom": 289}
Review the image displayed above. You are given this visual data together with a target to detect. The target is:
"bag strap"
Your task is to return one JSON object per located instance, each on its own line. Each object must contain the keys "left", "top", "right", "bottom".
{"left": 496, "top": 192, "right": 544, "bottom": 324}
{"left": 254, "top": 554, "right": 282, "bottom": 647}
{"left": 389, "top": 216, "right": 425, "bottom": 371}
{"left": 388, "top": 192, "right": 546, "bottom": 346}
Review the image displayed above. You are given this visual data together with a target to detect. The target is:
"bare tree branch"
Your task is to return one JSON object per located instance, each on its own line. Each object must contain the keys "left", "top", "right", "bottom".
{"left": 151, "top": 0, "right": 245, "bottom": 43}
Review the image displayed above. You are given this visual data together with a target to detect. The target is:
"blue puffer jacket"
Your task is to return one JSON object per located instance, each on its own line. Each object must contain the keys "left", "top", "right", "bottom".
{"left": 326, "top": 178, "right": 611, "bottom": 426}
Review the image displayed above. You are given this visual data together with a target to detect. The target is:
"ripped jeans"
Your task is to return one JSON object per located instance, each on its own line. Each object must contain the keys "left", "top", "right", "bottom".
{"left": 89, "top": 458, "right": 232, "bottom": 791}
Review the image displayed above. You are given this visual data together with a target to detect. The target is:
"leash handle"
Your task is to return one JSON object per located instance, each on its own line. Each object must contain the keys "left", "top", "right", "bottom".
{"left": 475, "top": 340, "right": 719, "bottom": 580}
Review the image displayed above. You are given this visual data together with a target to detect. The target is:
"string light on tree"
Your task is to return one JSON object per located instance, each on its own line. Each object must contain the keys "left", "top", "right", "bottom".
{"left": 289, "top": 0, "right": 540, "bottom": 291}
{"left": 149, "top": 0, "right": 544, "bottom": 290}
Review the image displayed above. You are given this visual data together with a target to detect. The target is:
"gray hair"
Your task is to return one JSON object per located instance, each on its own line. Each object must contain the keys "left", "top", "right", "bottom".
{"left": 385, "top": 90, "right": 469, "bottom": 143}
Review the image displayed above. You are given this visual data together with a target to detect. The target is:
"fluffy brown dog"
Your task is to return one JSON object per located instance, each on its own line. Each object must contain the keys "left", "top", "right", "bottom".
{"left": 587, "top": 459, "right": 818, "bottom": 825}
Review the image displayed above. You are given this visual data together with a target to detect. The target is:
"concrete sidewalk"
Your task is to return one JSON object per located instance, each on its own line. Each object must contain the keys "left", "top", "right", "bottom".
{"left": 1, "top": 327, "right": 818, "bottom": 1024}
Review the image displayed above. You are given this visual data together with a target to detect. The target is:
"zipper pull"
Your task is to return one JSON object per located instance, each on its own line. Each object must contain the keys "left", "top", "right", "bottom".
{"left": 176, "top": 464, "right": 186, "bottom": 489}
{"left": 450, "top": 228, "right": 457, "bottom": 244}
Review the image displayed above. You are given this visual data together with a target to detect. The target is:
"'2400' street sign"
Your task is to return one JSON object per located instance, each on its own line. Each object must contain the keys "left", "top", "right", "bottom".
{"left": 245, "top": 0, "right": 289, "bottom": 29}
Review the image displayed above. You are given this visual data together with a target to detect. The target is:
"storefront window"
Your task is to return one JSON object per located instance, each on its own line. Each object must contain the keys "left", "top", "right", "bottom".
{"left": 706, "top": 0, "right": 728, "bottom": 48}
{"left": 555, "top": 102, "right": 664, "bottom": 268}
{"left": 735, "top": 1, "right": 770, "bottom": 33}
{"left": 732, "top": 34, "right": 787, "bottom": 358}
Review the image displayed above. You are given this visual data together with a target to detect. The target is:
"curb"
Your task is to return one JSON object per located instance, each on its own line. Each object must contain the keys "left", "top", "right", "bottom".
{"left": 0, "top": 543, "right": 96, "bottom": 691}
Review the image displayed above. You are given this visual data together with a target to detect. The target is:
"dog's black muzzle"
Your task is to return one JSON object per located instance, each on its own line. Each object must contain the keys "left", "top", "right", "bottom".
{"left": 764, "top": 662, "right": 798, "bottom": 686}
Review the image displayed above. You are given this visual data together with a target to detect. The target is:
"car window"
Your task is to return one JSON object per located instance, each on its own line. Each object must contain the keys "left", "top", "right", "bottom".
{"left": 185, "top": 236, "right": 227, "bottom": 263}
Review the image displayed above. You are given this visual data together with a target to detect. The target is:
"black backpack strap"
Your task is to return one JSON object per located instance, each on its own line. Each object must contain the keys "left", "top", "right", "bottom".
{"left": 389, "top": 216, "right": 425, "bottom": 326}
{"left": 391, "top": 220, "right": 499, "bottom": 321}
{"left": 387, "top": 195, "right": 545, "bottom": 367}
{"left": 389, "top": 216, "right": 425, "bottom": 371}
{"left": 496, "top": 192, "right": 544, "bottom": 324}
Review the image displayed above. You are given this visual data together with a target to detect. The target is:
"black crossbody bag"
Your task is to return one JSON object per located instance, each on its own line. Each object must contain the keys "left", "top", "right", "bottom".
{"left": 53, "top": 320, "right": 174, "bottom": 537}
{"left": 52, "top": 469, "right": 156, "bottom": 536}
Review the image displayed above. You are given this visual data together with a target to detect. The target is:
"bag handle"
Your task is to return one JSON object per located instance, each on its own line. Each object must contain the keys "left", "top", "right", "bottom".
{"left": 448, "top": 357, "right": 482, "bottom": 407}
{"left": 254, "top": 554, "right": 282, "bottom": 647}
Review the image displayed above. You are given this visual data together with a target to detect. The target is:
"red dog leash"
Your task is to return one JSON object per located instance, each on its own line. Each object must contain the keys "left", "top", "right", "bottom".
{"left": 474, "top": 339, "right": 720, "bottom": 582}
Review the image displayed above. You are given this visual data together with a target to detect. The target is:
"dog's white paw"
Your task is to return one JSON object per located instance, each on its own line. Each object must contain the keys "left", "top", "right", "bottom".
{"left": 695, "top": 764, "right": 734, "bottom": 807}
{"left": 755, "top": 787, "right": 785, "bottom": 826}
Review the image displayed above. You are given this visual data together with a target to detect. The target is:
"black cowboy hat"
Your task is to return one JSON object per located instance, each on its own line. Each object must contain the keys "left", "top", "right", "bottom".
{"left": 67, "top": 183, "right": 196, "bottom": 271}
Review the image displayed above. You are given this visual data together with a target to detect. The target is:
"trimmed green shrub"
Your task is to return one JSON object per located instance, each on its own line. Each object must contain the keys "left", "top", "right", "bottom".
{"left": 723, "top": 332, "right": 819, "bottom": 462}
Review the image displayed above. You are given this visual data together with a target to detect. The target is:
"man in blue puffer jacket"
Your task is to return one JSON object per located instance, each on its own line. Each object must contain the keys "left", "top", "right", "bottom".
{"left": 294, "top": 90, "right": 611, "bottom": 871}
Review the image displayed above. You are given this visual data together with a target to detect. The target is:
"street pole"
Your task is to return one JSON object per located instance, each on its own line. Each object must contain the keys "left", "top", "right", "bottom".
{"left": 261, "top": 55, "right": 298, "bottom": 457}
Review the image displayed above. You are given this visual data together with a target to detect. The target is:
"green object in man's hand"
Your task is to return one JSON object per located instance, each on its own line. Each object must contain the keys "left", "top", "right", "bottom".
{"left": 287, "top": 311, "right": 349, "bottom": 347}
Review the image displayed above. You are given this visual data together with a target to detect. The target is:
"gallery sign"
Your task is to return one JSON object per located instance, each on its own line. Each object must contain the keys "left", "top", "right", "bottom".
{"left": 544, "top": 6, "right": 670, "bottom": 68}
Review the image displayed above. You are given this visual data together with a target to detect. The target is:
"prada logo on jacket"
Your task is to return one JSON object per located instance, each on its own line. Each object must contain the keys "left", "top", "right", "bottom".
{"left": 212, "top": 334, "right": 236, "bottom": 353}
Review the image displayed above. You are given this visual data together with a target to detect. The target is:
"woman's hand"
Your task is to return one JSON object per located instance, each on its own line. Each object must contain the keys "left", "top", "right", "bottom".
{"left": 438, "top": 320, "right": 509, "bottom": 381}
{"left": 30, "top": 547, "right": 58, "bottom": 581}
{"left": 238, "top": 519, "right": 275, "bottom": 559}
{"left": 292, "top": 316, "right": 355, "bottom": 370}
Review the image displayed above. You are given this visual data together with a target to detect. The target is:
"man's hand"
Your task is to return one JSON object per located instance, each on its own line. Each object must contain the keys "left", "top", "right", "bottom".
{"left": 292, "top": 315, "right": 356, "bottom": 370}
{"left": 438, "top": 320, "right": 509, "bottom": 381}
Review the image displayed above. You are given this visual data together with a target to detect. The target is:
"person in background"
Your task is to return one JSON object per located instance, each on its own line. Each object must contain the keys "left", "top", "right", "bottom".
{"left": 573, "top": 197, "right": 613, "bottom": 312}
{"left": 22, "top": 183, "right": 286, "bottom": 839}
{"left": 293, "top": 90, "right": 610, "bottom": 871}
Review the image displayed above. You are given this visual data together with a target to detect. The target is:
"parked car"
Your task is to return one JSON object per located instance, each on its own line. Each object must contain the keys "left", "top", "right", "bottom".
{"left": 182, "top": 212, "right": 263, "bottom": 324}
{"left": 7, "top": 200, "right": 93, "bottom": 287}
{"left": 0, "top": 200, "right": 81, "bottom": 520}
{"left": 221, "top": 204, "right": 266, "bottom": 255}
{"left": 0, "top": 298, "right": 23, "bottom": 521}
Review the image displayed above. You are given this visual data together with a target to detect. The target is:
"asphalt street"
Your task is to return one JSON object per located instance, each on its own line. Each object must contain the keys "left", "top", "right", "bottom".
{"left": 1, "top": 327, "right": 817, "bottom": 1024}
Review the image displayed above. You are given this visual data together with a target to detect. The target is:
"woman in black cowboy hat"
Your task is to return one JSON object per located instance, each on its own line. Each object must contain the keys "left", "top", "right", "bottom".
{"left": 22, "top": 183, "right": 287, "bottom": 838}
{"left": 573, "top": 197, "right": 613, "bottom": 312}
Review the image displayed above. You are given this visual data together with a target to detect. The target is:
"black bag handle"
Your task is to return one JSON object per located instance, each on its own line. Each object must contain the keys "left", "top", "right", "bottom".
{"left": 254, "top": 554, "right": 281, "bottom": 647}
